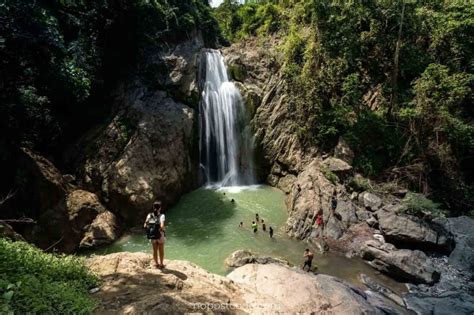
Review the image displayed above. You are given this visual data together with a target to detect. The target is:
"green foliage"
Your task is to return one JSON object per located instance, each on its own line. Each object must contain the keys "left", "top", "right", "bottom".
{"left": 214, "top": 0, "right": 284, "bottom": 41}
{"left": 216, "top": 0, "right": 474, "bottom": 214}
{"left": 400, "top": 192, "right": 448, "bottom": 219}
{"left": 228, "top": 64, "right": 247, "bottom": 81}
{"left": 345, "top": 111, "right": 406, "bottom": 177}
{"left": 348, "top": 176, "right": 372, "bottom": 192}
{"left": 0, "top": 0, "right": 220, "bottom": 150}
{"left": 0, "top": 239, "right": 99, "bottom": 314}
{"left": 0, "top": 0, "right": 221, "bottom": 195}
{"left": 321, "top": 166, "right": 338, "bottom": 185}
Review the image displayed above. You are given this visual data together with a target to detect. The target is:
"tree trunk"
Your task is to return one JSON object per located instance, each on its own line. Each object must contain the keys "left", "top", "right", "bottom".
{"left": 388, "top": 1, "right": 406, "bottom": 117}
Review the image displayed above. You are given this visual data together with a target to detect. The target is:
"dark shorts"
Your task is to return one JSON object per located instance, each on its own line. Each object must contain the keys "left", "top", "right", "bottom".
{"left": 303, "top": 260, "right": 312, "bottom": 268}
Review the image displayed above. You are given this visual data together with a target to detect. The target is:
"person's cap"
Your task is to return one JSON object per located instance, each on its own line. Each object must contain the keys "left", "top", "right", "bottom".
{"left": 153, "top": 201, "right": 162, "bottom": 209}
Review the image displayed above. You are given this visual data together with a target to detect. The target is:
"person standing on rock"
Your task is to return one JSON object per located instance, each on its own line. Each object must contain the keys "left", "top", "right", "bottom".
{"left": 302, "top": 249, "right": 314, "bottom": 272}
{"left": 144, "top": 201, "right": 166, "bottom": 269}
{"left": 261, "top": 219, "right": 267, "bottom": 232}
{"left": 269, "top": 226, "right": 274, "bottom": 238}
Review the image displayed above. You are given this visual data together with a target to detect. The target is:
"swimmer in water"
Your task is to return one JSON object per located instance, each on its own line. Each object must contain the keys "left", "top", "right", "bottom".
{"left": 302, "top": 249, "right": 314, "bottom": 272}
{"left": 252, "top": 221, "right": 258, "bottom": 233}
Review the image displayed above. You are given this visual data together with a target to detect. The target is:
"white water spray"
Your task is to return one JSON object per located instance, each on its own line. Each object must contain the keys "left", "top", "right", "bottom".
{"left": 199, "top": 50, "right": 255, "bottom": 187}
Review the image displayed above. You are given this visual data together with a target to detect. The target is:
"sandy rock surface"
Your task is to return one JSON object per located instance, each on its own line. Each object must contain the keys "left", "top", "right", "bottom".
{"left": 87, "top": 252, "right": 389, "bottom": 314}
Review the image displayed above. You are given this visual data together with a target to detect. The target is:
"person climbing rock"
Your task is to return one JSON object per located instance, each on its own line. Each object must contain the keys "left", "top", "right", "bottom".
{"left": 316, "top": 213, "right": 323, "bottom": 229}
{"left": 144, "top": 201, "right": 166, "bottom": 269}
{"left": 302, "top": 249, "right": 314, "bottom": 272}
{"left": 255, "top": 213, "right": 259, "bottom": 222}
{"left": 262, "top": 219, "right": 266, "bottom": 232}
{"left": 331, "top": 190, "right": 337, "bottom": 212}
{"left": 269, "top": 226, "right": 274, "bottom": 238}
{"left": 252, "top": 221, "right": 258, "bottom": 233}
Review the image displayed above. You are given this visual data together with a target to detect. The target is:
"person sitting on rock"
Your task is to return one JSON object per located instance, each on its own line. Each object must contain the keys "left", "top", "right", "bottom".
{"left": 302, "top": 249, "right": 314, "bottom": 272}
{"left": 261, "top": 219, "right": 266, "bottom": 232}
{"left": 252, "top": 221, "right": 258, "bottom": 233}
{"left": 144, "top": 201, "right": 166, "bottom": 269}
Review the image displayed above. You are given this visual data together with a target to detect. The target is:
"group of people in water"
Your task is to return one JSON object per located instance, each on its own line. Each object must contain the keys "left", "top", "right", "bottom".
{"left": 238, "top": 213, "right": 274, "bottom": 238}
{"left": 143, "top": 190, "right": 333, "bottom": 270}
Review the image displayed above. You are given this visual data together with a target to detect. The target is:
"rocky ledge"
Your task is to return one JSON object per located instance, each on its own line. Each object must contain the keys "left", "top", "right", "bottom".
{"left": 87, "top": 252, "right": 396, "bottom": 314}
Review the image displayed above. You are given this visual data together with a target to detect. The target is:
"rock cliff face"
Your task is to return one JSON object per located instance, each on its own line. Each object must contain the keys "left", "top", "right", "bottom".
{"left": 222, "top": 40, "right": 377, "bottom": 248}
{"left": 71, "top": 36, "right": 205, "bottom": 224}
{"left": 222, "top": 38, "right": 468, "bottom": 293}
{"left": 76, "top": 88, "right": 198, "bottom": 224}
{"left": 223, "top": 38, "right": 311, "bottom": 184}
{"left": 3, "top": 34, "right": 207, "bottom": 249}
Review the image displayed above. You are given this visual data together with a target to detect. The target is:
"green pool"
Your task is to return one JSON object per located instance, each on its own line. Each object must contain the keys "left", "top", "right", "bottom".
{"left": 93, "top": 185, "right": 405, "bottom": 293}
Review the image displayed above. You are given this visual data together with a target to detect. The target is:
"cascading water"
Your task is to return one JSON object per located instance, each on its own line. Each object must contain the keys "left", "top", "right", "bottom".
{"left": 199, "top": 49, "right": 255, "bottom": 187}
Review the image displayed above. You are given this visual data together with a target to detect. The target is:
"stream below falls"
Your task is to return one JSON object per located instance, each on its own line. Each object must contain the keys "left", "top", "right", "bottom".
{"left": 91, "top": 185, "right": 406, "bottom": 294}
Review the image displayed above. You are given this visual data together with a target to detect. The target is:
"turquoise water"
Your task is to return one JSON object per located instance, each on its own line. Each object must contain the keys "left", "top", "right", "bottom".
{"left": 93, "top": 185, "right": 405, "bottom": 293}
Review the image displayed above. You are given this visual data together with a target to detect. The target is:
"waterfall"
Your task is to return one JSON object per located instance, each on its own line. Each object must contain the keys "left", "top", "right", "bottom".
{"left": 199, "top": 49, "right": 255, "bottom": 187}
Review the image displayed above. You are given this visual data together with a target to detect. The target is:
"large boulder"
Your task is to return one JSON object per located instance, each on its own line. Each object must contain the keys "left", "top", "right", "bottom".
{"left": 436, "top": 216, "right": 474, "bottom": 272}
{"left": 227, "top": 263, "right": 383, "bottom": 314}
{"left": 224, "top": 250, "right": 290, "bottom": 268}
{"left": 358, "top": 192, "right": 383, "bottom": 211}
{"left": 15, "top": 148, "right": 121, "bottom": 252}
{"left": 360, "top": 240, "right": 440, "bottom": 285}
{"left": 17, "top": 147, "right": 70, "bottom": 219}
{"left": 376, "top": 209, "right": 453, "bottom": 252}
{"left": 335, "top": 200, "right": 360, "bottom": 229}
{"left": 322, "top": 157, "right": 353, "bottom": 177}
{"left": 78, "top": 89, "right": 198, "bottom": 224}
{"left": 32, "top": 189, "right": 121, "bottom": 253}
{"left": 285, "top": 160, "right": 338, "bottom": 240}
{"left": 285, "top": 160, "right": 366, "bottom": 243}
{"left": 334, "top": 137, "right": 355, "bottom": 165}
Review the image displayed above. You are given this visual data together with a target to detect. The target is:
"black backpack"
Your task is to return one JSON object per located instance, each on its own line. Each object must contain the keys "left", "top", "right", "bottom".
{"left": 146, "top": 214, "right": 162, "bottom": 239}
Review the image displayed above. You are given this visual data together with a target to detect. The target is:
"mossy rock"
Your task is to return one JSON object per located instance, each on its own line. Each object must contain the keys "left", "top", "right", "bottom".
{"left": 228, "top": 63, "right": 247, "bottom": 82}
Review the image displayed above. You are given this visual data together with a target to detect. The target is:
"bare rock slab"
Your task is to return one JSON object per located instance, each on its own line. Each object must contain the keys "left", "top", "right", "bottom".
{"left": 360, "top": 240, "right": 440, "bottom": 285}
{"left": 225, "top": 250, "right": 290, "bottom": 268}
{"left": 227, "top": 263, "right": 383, "bottom": 314}
{"left": 376, "top": 209, "right": 453, "bottom": 252}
